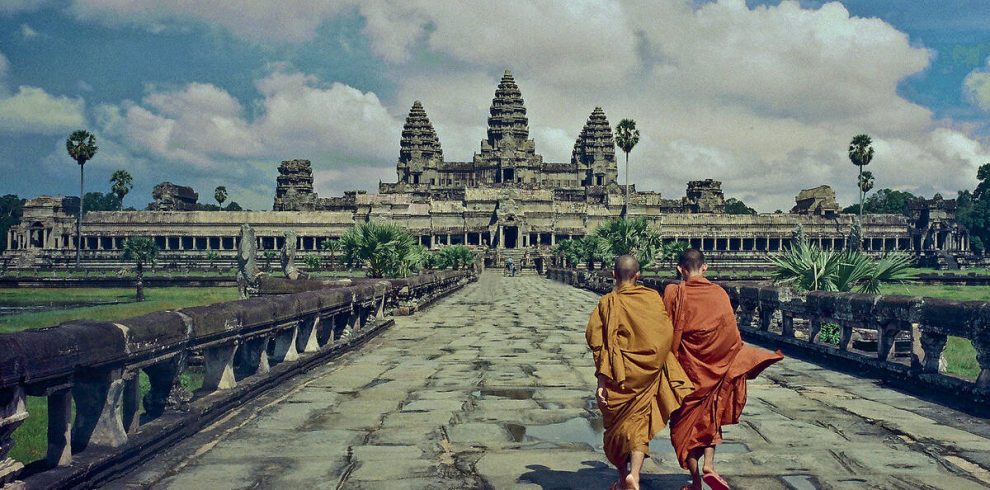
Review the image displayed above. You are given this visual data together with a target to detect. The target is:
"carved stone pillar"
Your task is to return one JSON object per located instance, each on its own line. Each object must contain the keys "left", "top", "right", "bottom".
{"left": 121, "top": 373, "right": 141, "bottom": 434}
{"left": 71, "top": 368, "right": 128, "bottom": 451}
{"left": 296, "top": 316, "right": 321, "bottom": 353}
{"left": 838, "top": 322, "right": 854, "bottom": 351}
{"left": 0, "top": 386, "right": 27, "bottom": 485}
{"left": 201, "top": 344, "right": 238, "bottom": 391}
{"left": 912, "top": 326, "right": 946, "bottom": 373}
{"left": 235, "top": 337, "right": 271, "bottom": 378}
{"left": 876, "top": 321, "right": 904, "bottom": 363}
{"left": 271, "top": 324, "right": 300, "bottom": 363}
{"left": 808, "top": 317, "right": 822, "bottom": 343}
{"left": 972, "top": 331, "right": 990, "bottom": 389}
{"left": 781, "top": 312, "right": 794, "bottom": 338}
{"left": 143, "top": 356, "right": 184, "bottom": 418}
{"left": 46, "top": 386, "right": 73, "bottom": 467}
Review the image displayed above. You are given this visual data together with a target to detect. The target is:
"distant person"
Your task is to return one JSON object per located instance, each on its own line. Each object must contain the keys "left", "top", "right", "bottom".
{"left": 586, "top": 255, "right": 693, "bottom": 490}
{"left": 664, "top": 249, "right": 783, "bottom": 490}
{"left": 505, "top": 257, "right": 515, "bottom": 276}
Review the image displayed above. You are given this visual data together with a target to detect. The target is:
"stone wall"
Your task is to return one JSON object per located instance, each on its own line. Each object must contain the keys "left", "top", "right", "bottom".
{"left": 0, "top": 270, "right": 475, "bottom": 488}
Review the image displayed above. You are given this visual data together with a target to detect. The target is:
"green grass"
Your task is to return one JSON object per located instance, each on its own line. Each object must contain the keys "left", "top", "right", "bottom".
{"left": 944, "top": 337, "right": 980, "bottom": 379}
{"left": 0, "top": 287, "right": 238, "bottom": 333}
{"left": 879, "top": 284, "right": 990, "bottom": 302}
{"left": 10, "top": 370, "right": 203, "bottom": 464}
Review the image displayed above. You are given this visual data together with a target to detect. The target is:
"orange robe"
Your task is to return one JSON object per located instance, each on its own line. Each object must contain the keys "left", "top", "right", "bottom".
{"left": 663, "top": 277, "right": 783, "bottom": 469}
{"left": 586, "top": 283, "right": 695, "bottom": 468}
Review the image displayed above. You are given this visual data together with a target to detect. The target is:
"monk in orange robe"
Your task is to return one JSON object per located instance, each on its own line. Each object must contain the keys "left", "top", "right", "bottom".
{"left": 664, "top": 249, "right": 783, "bottom": 490}
{"left": 587, "top": 255, "right": 694, "bottom": 490}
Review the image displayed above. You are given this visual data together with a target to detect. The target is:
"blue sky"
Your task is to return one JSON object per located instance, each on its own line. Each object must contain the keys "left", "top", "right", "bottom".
{"left": 1, "top": 1, "right": 989, "bottom": 212}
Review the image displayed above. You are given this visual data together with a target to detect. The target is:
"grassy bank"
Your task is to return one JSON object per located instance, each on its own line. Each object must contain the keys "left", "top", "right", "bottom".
{"left": 0, "top": 287, "right": 239, "bottom": 333}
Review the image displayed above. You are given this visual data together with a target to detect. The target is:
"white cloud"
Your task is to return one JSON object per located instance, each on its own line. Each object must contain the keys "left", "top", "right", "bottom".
{"left": 67, "top": 0, "right": 352, "bottom": 43}
{"left": 0, "top": 86, "right": 86, "bottom": 134}
{"left": 964, "top": 61, "right": 990, "bottom": 111}
{"left": 19, "top": 23, "right": 38, "bottom": 38}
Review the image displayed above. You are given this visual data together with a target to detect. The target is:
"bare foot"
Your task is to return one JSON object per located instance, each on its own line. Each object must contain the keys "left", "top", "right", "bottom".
{"left": 624, "top": 473, "right": 640, "bottom": 490}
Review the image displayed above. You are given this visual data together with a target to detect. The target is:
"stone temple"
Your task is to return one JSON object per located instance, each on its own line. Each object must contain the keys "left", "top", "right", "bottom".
{"left": 2, "top": 70, "right": 971, "bottom": 269}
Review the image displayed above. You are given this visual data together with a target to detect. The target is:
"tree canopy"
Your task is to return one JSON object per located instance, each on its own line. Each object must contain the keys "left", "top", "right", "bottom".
{"left": 841, "top": 188, "right": 918, "bottom": 216}
{"left": 0, "top": 195, "right": 24, "bottom": 252}
{"left": 83, "top": 192, "right": 122, "bottom": 212}
{"left": 724, "top": 197, "right": 757, "bottom": 215}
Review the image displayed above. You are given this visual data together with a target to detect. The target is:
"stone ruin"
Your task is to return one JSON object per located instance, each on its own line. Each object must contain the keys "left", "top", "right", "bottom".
{"left": 148, "top": 182, "right": 198, "bottom": 211}
{"left": 280, "top": 229, "right": 308, "bottom": 280}
{"left": 683, "top": 179, "right": 725, "bottom": 213}
{"left": 236, "top": 224, "right": 263, "bottom": 299}
{"left": 273, "top": 159, "right": 319, "bottom": 211}
{"left": 792, "top": 185, "right": 839, "bottom": 216}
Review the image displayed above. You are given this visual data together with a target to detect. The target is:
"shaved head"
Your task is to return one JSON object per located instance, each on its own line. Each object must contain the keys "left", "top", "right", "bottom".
{"left": 678, "top": 248, "right": 706, "bottom": 273}
{"left": 614, "top": 255, "right": 640, "bottom": 283}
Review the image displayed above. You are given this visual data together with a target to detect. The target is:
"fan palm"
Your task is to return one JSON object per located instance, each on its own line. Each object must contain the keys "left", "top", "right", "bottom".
{"left": 858, "top": 171, "right": 875, "bottom": 212}
{"left": 110, "top": 170, "right": 133, "bottom": 210}
{"left": 614, "top": 119, "right": 640, "bottom": 216}
{"left": 321, "top": 238, "right": 342, "bottom": 270}
{"left": 770, "top": 237, "right": 914, "bottom": 293}
{"left": 341, "top": 221, "right": 422, "bottom": 277}
{"left": 66, "top": 129, "right": 98, "bottom": 267}
{"left": 848, "top": 134, "right": 874, "bottom": 220}
{"left": 214, "top": 186, "right": 228, "bottom": 209}
{"left": 121, "top": 237, "right": 158, "bottom": 301}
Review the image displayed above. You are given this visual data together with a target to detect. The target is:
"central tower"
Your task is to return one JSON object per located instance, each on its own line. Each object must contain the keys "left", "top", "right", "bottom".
{"left": 474, "top": 70, "right": 543, "bottom": 185}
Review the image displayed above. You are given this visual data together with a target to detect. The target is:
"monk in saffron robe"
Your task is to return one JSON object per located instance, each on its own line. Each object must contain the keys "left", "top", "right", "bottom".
{"left": 664, "top": 249, "right": 783, "bottom": 490}
{"left": 587, "top": 255, "right": 694, "bottom": 490}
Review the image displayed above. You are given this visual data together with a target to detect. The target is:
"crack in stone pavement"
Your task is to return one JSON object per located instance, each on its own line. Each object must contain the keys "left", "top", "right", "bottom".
{"left": 103, "top": 273, "right": 990, "bottom": 489}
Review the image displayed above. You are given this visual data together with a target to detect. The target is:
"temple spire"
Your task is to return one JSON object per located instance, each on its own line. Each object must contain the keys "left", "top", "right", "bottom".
{"left": 572, "top": 107, "right": 618, "bottom": 186}
{"left": 486, "top": 69, "right": 529, "bottom": 147}
{"left": 399, "top": 100, "right": 443, "bottom": 164}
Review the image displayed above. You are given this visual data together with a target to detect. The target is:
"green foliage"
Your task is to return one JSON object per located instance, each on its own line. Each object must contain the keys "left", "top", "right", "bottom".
{"left": 340, "top": 221, "right": 423, "bottom": 277}
{"left": 214, "top": 186, "right": 227, "bottom": 208}
{"left": 303, "top": 254, "right": 322, "bottom": 271}
{"left": 659, "top": 241, "right": 690, "bottom": 268}
{"left": 849, "top": 134, "right": 874, "bottom": 219}
{"left": 841, "top": 188, "right": 919, "bottom": 216}
{"left": 818, "top": 322, "right": 841, "bottom": 345}
{"left": 858, "top": 170, "right": 875, "bottom": 195}
{"left": 225, "top": 201, "right": 243, "bottom": 211}
{"left": 594, "top": 217, "right": 661, "bottom": 269}
{"left": 261, "top": 250, "right": 277, "bottom": 271}
{"left": 66, "top": 129, "right": 98, "bottom": 165}
{"left": 614, "top": 119, "right": 640, "bottom": 155}
{"left": 433, "top": 245, "right": 475, "bottom": 270}
{"left": 321, "top": 238, "right": 342, "bottom": 269}
{"left": 122, "top": 237, "right": 158, "bottom": 268}
{"left": 554, "top": 239, "right": 583, "bottom": 268}
{"left": 0, "top": 194, "right": 24, "bottom": 252}
{"left": 958, "top": 170, "right": 990, "bottom": 256}
{"left": 205, "top": 250, "right": 220, "bottom": 268}
{"left": 770, "top": 238, "right": 915, "bottom": 293}
{"left": 110, "top": 170, "right": 133, "bottom": 208}
{"left": 724, "top": 198, "right": 757, "bottom": 215}
{"left": 83, "top": 192, "right": 121, "bottom": 212}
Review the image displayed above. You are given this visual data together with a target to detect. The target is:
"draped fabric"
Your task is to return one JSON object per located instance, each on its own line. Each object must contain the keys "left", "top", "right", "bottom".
{"left": 663, "top": 277, "right": 783, "bottom": 469}
{"left": 586, "top": 283, "right": 694, "bottom": 467}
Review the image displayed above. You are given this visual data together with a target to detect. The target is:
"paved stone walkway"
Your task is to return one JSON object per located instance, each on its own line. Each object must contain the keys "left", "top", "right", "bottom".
{"left": 112, "top": 273, "right": 990, "bottom": 489}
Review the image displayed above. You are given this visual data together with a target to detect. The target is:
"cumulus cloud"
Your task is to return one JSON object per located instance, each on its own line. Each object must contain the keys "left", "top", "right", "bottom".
{"left": 0, "top": 86, "right": 86, "bottom": 134}
{"left": 19, "top": 23, "right": 39, "bottom": 38}
{"left": 36, "top": 0, "right": 990, "bottom": 210}
{"left": 67, "top": 0, "right": 351, "bottom": 43}
{"left": 96, "top": 69, "right": 401, "bottom": 207}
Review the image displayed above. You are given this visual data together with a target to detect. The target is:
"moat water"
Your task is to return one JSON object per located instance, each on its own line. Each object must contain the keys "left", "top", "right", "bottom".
{"left": 0, "top": 299, "right": 131, "bottom": 317}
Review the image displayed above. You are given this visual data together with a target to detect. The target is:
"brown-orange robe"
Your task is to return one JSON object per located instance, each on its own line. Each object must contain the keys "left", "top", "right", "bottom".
{"left": 663, "top": 277, "right": 783, "bottom": 469}
{"left": 586, "top": 283, "right": 695, "bottom": 468}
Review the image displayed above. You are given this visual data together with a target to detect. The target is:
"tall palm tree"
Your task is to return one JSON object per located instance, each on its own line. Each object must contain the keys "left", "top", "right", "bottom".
{"left": 614, "top": 119, "right": 640, "bottom": 217}
{"left": 848, "top": 134, "right": 874, "bottom": 220}
{"left": 214, "top": 186, "right": 228, "bottom": 209}
{"left": 66, "top": 130, "right": 98, "bottom": 267}
{"left": 858, "top": 170, "right": 875, "bottom": 213}
{"left": 121, "top": 236, "right": 158, "bottom": 301}
{"left": 110, "top": 170, "right": 133, "bottom": 210}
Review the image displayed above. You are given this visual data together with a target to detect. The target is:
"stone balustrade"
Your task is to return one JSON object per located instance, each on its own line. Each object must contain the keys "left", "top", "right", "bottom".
{"left": 0, "top": 270, "right": 474, "bottom": 489}
{"left": 546, "top": 268, "right": 990, "bottom": 405}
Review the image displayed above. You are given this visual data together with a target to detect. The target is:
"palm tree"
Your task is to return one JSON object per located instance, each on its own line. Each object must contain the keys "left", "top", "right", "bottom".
{"left": 122, "top": 237, "right": 158, "bottom": 301}
{"left": 110, "top": 170, "right": 133, "bottom": 210}
{"left": 769, "top": 236, "right": 914, "bottom": 293}
{"left": 848, "top": 134, "right": 874, "bottom": 220}
{"left": 66, "top": 130, "right": 98, "bottom": 267}
{"left": 214, "top": 186, "right": 228, "bottom": 209}
{"left": 858, "top": 170, "right": 875, "bottom": 213}
{"left": 614, "top": 119, "right": 640, "bottom": 216}
{"left": 320, "top": 238, "right": 342, "bottom": 270}
{"left": 340, "top": 222, "right": 422, "bottom": 277}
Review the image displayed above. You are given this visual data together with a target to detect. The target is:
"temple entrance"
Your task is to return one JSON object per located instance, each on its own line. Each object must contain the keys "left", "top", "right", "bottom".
{"left": 504, "top": 226, "right": 518, "bottom": 249}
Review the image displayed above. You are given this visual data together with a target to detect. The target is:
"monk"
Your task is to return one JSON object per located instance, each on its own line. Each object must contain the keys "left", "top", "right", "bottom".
{"left": 664, "top": 249, "right": 783, "bottom": 490}
{"left": 586, "top": 255, "right": 694, "bottom": 490}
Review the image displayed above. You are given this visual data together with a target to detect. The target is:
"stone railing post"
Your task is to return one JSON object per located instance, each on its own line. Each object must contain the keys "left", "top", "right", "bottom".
{"left": 71, "top": 368, "right": 128, "bottom": 452}
{"left": 46, "top": 386, "right": 73, "bottom": 467}
{"left": 838, "top": 322, "right": 855, "bottom": 351}
{"left": 143, "top": 356, "right": 185, "bottom": 418}
{"left": 972, "top": 313, "right": 990, "bottom": 388}
{"left": 235, "top": 336, "right": 271, "bottom": 378}
{"left": 296, "top": 315, "right": 321, "bottom": 353}
{"left": 271, "top": 322, "right": 300, "bottom": 363}
{"left": 201, "top": 343, "right": 238, "bottom": 392}
{"left": 876, "top": 321, "right": 907, "bottom": 362}
{"left": 736, "top": 287, "right": 759, "bottom": 330}
{"left": 121, "top": 372, "right": 141, "bottom": 434}
{"left": 807, "top": 316, "right": 822, "bottom": 343}
{"left": 912, "top": 327, "right": 947, "bottom": 373}
{"left": 0, "top": 386, "right": 28, "bottom": 486}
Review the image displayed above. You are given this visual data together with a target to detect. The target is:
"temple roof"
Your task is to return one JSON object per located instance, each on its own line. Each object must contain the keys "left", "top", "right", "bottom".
{"left": 399, "top": 100, "right": 443, "bottom": 164}
{"left": 486, "top": 70, "right": 529, "bottom": 147}
{"left": 571, "top": 107, "right": 616, "bottom": 166}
